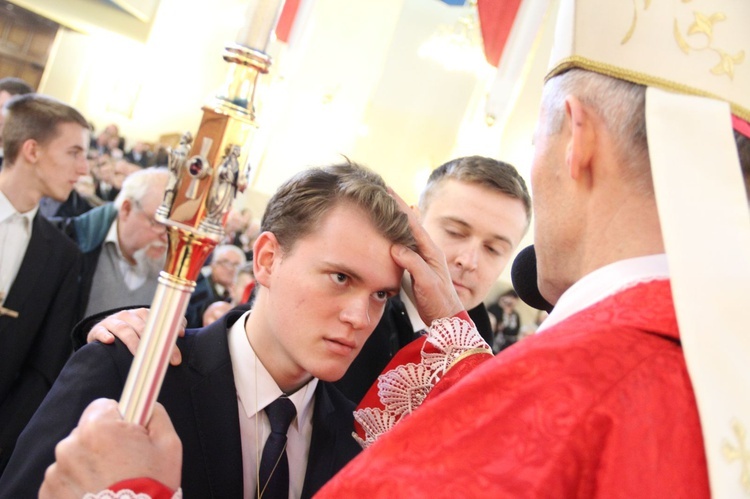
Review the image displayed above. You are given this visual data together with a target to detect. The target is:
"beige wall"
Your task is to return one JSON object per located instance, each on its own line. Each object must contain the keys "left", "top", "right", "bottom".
{"left": 38, "top": 0, "right": 554, "bottom": 279}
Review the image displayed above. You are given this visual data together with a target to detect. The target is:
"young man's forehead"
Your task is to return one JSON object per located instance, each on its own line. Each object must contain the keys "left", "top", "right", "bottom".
{"left": 426, "top": 179, "right": 526, "bottom": 214}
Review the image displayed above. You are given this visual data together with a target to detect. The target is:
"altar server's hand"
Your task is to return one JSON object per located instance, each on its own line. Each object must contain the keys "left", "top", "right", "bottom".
{"left": 39, "top": 398, "right": 182, "bottom": 499}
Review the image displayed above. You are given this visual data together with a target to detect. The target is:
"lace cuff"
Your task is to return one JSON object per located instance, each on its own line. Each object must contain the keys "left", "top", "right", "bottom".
{"left": 84, "top": 479, "right": 182, "bottom": 499}
{"left": 353, "top": 312, "right": 492, "bottom": 448}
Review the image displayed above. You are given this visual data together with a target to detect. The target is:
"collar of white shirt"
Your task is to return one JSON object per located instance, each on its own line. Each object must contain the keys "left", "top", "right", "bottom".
{"left": 538, "top": 253, "right": 670, "bottom": 333}
{"left": 230, "top": 310, "right": 318, "bottom": 423}
{"left": 228, "top": 309, "right": 318, "bottom": 498}
{"left": 400, "top": 286, "right": 427, "bottom": 333}
{"left": 0, "top": 190, "right": 38, "bottom": 226}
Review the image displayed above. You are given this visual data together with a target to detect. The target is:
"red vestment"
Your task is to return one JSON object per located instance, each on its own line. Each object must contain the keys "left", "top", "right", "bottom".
{"left": 316, "top": 280, "right": 710, "bottom": 498}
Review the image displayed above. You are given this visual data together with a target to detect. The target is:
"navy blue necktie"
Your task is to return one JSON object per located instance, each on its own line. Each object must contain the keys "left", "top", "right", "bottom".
{"left": 257, "top": 396, "right": 296, "bottom": 498}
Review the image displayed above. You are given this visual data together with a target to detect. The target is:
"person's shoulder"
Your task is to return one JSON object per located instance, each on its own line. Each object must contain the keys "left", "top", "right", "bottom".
{"left": 35, "top": 213, "right": 82, "bottom": 258}
{"left": 73, "top": 335, "right": 137, "bottom": 376}
{"left": 72, "top": 203, "right": 117, "bottom": 252}
{"left": 178, "top": 306, "right": 248, "bottom": 367}
{"left": 317, "top": 381, "right": 356, "bottom": 415}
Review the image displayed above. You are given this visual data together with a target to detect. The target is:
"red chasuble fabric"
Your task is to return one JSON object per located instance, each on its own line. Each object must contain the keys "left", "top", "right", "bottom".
{"left": 316, "top": 280, "right": 710, "bottom": 498}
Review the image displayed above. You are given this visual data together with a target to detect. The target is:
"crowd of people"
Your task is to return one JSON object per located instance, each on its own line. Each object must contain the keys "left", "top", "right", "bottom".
{"left": 0, "top": 79, "right": 261, "bottom": 477}
{"left": 0, "top": 0, "right": 748, "bottom": 497}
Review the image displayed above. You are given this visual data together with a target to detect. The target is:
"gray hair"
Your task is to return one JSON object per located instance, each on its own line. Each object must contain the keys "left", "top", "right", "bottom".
{"left": 212, "top": 244, "right": 247, "bottom": 265}
{"left": 541, "top": 69, "right": 650, "bottom": 192}
{"left": 114, "top": 167, "right": 169, "bottom": 209}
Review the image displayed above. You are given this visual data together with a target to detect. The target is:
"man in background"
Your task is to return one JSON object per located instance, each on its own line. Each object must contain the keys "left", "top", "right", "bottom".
{"left": 335, "top": 155, "right": 530, "bottom": 403}
{"left": 487, "top": 289, "right": 521, "bottom": 353}
{"left": 65, "top": 167, "right": 168, "bottom": 325}
{"left": 185, "top": 244, "right": 246, "bottom": 328}
{"left": 0, "top": 94, "right": 88, "bottom": 475}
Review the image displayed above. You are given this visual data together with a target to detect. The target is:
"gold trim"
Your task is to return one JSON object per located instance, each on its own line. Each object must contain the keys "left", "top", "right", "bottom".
{"left": 546, "top": 56, "right": 750, "bottom": 122}
{"left": 445, "top": 347, "right": 493, "bottom": 374}
{"left": 156, "top": 271, "right": 195, "bottom": 290}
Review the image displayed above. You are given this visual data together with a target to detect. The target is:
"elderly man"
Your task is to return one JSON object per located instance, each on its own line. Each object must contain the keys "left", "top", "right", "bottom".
{"left": 185, "top": 244, "right": 247, "bottom": 328}
{"left": 317, "top": 1, "right": 750, "bottom": 497}
{"left": 67, "top": 167, "right": 168, "bottom": 323}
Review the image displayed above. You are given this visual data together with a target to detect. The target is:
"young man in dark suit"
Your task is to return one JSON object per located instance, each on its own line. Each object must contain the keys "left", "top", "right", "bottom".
{"left": 0, "top": 94, "right": 89, "bottom": 475}
{"left": 0, "top": 162, "right": 417, "bottom": 498}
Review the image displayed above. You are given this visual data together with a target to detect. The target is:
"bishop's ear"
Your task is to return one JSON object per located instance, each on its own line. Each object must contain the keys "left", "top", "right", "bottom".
{"left": 252, "top": 231, "right": 280, "bottom": 287}
{"left": 564, "top": 95, "right": 596, "bottom": 183}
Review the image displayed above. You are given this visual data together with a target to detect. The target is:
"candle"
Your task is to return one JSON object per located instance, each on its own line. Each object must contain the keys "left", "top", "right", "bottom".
{"left": 236, "top": 0, "right": 286, "bottom": 52}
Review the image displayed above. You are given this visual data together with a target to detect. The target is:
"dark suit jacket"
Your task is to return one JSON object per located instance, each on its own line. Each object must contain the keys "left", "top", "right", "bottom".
{"left": 0, "top": 308, "right": 361, "bottom": 498}
{"left": 334, "top": 295, "right": 493, "bottom": 404}
{"left": 0, "top": 214, "right": 82, "bottom": 474}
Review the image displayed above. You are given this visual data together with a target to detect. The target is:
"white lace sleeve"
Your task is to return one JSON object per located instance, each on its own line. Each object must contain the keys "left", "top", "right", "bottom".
{"left": 353, "top": 316, "right": 491, "bottom": 448}
{"left": 83, "top": 488, "right": 183, "bottom": 499}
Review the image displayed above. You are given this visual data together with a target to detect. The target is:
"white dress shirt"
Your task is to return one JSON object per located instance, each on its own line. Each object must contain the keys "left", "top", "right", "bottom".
{"left": 537, "top": 254, "right": 670, "bottom": 333}
{"left": 228, "top": 310, "right": 318, "bottom": 499}
{"left": 0, "top": 191, "right": 37, "bottom": 304}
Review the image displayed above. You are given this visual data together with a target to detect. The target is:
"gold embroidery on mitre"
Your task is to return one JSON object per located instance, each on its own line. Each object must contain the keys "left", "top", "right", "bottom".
{"left": 721, "top": 419, "right": 750, "bottom": 494}
{"left": 673, "top": 10, "right": 745, "bottom": 80}
{"left": 619, "top": 1, "right": 744, "bottom": 81}
{"left": 622, "top": 0, "right": 652, "bottom": 45}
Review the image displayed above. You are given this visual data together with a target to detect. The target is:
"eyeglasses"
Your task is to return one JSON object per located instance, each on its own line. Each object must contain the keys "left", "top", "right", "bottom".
{"left": 132, "top": 200, "right": 165, "bottom": 232}
{"left": 215, "top": 260, "right": 241, "bottom": 269}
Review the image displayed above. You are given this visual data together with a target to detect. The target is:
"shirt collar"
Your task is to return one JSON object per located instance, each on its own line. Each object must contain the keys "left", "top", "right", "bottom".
{"left": 228, "top": 310, "right": 318, "bottom": 430}
{"left": 104, "top": 218, "right": 127, "bottom": 261}
{"left": 538, "top": 254, "right": 670, "bottom": 333}
{"left": 399, "top": 287, "right": 427, "bottom": 332}
{"left": 0, "top": 190, "right": 38, "bottom": 225}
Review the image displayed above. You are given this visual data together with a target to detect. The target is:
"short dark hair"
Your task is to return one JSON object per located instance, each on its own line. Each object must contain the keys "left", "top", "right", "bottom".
{"left": 2, "top": 94, "right": 89, "bottom": 166}
{"left": 261, "top": 161, "right": 416, "bottom": 254}
{"left": 0, "top": 77, "right": 33, "bottom": 97}
{"left": 419, "top": 156, "right": 532, "bottom": 224}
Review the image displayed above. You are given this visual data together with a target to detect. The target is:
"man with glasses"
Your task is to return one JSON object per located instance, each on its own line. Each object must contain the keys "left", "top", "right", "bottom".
{"left": 65, "top": 167, "right": 169, "bottom": 327}
{"left": 185, "top": 244, "right": 246, "bottom": 328}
